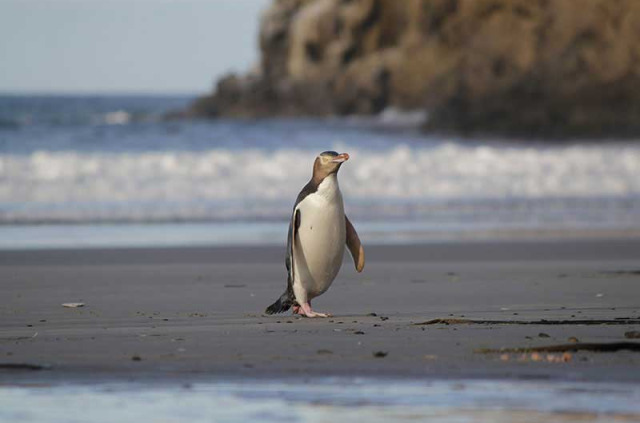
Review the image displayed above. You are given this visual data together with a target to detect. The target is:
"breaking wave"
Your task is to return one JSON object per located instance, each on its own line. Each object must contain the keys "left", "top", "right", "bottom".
{"left": 1, "top": 143, "right": 639, "bottom": 224}
{"left": 2, "top": 95, "right": 639, "bottom": 227}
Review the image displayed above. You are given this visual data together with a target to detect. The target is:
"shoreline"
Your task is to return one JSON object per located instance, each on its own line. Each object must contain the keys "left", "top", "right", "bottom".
{"left": 2, "top": 221, "right": 640, "bottom": 252}
{"left": 3, "top": 377, "right": 639, "bottom": 423}
{"left": 2, "top": 237, "right": 640, "bottom": 264}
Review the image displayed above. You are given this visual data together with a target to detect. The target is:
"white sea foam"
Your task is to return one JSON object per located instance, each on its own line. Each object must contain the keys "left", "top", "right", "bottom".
{"left": 1, "top": 143, "right": 639, "bottom": 201}
{"left": 377, "top": 107, "right": 428, "bottom": 128}
{"left": 102, "top": 110, "right": 131, "bottom": 125}
{"left": 0, "top": 143, "right": 639, "bottom": 223}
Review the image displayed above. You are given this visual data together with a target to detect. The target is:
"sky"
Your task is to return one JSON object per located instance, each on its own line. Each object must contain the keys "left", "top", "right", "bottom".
{"left": 0, "top": 0, "right": 271, "bottom": 94}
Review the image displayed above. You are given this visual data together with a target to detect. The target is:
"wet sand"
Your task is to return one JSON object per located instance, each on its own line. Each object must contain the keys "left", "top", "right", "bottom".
{"left": 1, "top": 239, "right": 640, "bottom": 383}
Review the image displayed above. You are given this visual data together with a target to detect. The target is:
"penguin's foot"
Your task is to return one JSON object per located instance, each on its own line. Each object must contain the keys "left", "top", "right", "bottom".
{"left": 298, "top": 302, "right": 331, "bottom": 318}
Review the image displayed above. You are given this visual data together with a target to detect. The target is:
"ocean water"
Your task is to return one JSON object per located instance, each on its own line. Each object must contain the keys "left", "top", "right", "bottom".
{"left": 1, "top": 95, "right": 640, "bottom": 248}
{"left": 1, "top": 378, "right": 640, "bottom": 423}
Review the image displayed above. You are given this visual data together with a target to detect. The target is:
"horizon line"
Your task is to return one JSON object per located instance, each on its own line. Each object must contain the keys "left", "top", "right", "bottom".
{"left": 0, "top": 90, "right": 203, "bottom": 97}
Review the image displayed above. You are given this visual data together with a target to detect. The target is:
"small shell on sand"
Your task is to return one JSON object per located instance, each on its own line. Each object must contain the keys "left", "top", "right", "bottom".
{"left": 62, "top": 303, "right": 85, "bottom": 308}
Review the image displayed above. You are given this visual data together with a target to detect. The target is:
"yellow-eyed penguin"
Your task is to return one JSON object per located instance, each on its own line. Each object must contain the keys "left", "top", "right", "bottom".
{"left": 265, "top": 151, "right": 365, "bottom": 317}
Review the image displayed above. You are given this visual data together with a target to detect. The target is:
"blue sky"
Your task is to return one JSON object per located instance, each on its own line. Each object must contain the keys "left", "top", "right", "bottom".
{"left": 0, "top": 0, "right": 270, "bottom": 94}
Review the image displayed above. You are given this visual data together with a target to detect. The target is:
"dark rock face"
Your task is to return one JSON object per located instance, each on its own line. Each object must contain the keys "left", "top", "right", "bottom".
{"left": 191, "top": 0, "right": 640, "bottom": 137}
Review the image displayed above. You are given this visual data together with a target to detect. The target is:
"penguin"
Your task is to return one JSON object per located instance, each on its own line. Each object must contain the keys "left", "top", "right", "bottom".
{"left": 265, "top": 151, "right": 365, "bottom": 318}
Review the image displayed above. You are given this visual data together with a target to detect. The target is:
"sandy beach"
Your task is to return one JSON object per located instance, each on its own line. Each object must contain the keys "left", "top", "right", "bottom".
{"left": 1, "top": 239, "right": 639, "bottom": 384}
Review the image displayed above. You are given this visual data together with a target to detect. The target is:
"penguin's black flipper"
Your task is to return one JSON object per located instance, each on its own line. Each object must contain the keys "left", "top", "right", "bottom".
{"left": 265, "top": 209, "right": 300, "bottom": 315}
{"left": 286, "top": 208, "right": 301, "bottom": 290}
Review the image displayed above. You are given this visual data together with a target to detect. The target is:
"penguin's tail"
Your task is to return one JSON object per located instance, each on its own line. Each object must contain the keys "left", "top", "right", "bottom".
{"left": 265, "top": 290, "right": 294, "bottom": 315}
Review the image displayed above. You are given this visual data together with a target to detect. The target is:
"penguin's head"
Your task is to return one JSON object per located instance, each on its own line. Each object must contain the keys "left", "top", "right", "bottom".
{"left": 313, "top": 150, "right": 349, "bottom": 180}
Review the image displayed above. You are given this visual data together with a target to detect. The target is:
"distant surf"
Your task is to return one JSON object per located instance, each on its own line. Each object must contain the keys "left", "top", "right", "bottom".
{"left": 1, "top": 95, "right": 639, "bottom": 246}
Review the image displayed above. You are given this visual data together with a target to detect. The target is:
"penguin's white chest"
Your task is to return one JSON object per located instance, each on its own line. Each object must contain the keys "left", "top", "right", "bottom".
{"left": 293, "top": 176, "right": 346, "bottom": 299}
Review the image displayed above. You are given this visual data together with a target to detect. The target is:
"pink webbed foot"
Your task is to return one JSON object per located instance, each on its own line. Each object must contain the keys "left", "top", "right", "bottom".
{"left": 293, "top": 305, "right": 301, "bottom": 315}
{"left": 298, "top": 302, "right": 331, "bottom": 318}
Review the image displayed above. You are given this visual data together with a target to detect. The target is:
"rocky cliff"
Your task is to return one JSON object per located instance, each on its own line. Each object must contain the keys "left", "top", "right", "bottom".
{"left": 191, "top": 0, "right": 640, "bottom": 137}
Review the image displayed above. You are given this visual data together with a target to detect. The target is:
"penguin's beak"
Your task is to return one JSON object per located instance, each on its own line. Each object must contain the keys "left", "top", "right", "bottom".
{"left": 331, "top": 153, "right": 350, "bottom": 163}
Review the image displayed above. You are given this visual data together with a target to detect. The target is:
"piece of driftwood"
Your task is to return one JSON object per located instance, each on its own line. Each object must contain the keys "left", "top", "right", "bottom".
{"left": 0, "top": 363, "right": 51, "bottom": 370}
{"left": 475, "top": 342, "right": 640, "bottom": 354}
{"left": 62, "top": 302, "right": 85, "bottom": 308}
{"left": 414, "top": 318, "right": 640, "bottom": 326}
